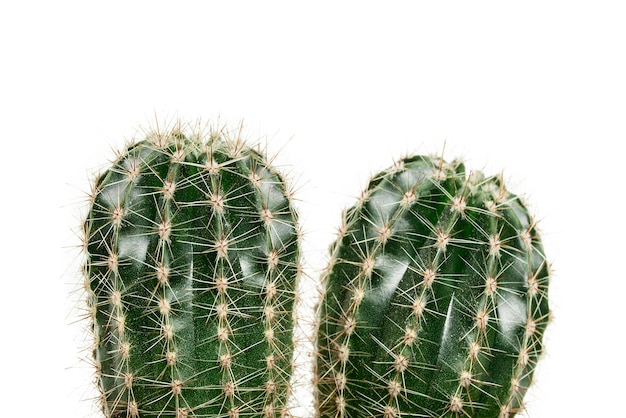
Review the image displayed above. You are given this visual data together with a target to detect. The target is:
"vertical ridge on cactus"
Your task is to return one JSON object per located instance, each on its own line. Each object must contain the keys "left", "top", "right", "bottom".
{"left": 83, "top": 122, "right": 301, "bottom": 418}
{"left": 316, "top": 155, "right": 550, "bottom": 418}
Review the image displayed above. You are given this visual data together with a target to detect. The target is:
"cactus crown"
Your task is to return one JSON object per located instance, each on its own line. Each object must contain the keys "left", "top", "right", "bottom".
{"left": 316, "top": 155, "right": 550, "bottom": 417}
{"left": 83, "top": 122, "right": 301, "bottom": 418}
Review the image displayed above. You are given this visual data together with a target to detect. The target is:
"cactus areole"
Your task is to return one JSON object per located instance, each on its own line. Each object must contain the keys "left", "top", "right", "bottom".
{"left": 316, "top": 156, "right": 550, "bottom": 417}
{"left": 83, "top": 125, "right": 300, "bottom": 417}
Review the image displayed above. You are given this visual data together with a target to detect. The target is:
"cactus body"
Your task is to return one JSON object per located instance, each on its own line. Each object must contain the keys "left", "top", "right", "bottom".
{"left": 317, "top": 156, "right": 550, "bottom": 417}
{"left": 84, "top": 125, "right": 300, "bottom": 418}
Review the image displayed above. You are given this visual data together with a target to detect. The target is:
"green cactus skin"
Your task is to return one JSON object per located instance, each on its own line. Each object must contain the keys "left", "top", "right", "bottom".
{"left": 83, "top": 124, "right": 300, "bottom": 418}
{"left": 316, "top": 155, "right": 550, "bottom": 418}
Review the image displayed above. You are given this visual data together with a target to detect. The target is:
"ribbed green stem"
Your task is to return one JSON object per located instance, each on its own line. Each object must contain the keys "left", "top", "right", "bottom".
{"left": 84, "top": 125, "right": 300, "bottom": 418}
{"left": 316, "top": 156, "right": 549, "bottom": 418}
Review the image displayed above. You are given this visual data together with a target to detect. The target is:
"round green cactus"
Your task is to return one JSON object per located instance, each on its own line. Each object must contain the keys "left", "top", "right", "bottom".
{"left": 316, "top": 155, "right": 550, "bottom": 417}
{"left": 83, "top": 123, "right": 301, "bottom": 418}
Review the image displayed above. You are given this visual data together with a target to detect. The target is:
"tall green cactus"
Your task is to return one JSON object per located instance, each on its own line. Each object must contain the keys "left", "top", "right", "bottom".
{"left": 316, "top": 155, "right": 550, "bottom": 417}
{"left": 83, "top": 123, "right": 301, "bottom": 418}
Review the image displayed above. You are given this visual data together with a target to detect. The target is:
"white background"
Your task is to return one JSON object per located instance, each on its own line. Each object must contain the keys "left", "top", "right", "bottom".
{"left": 1, "top": 1, "right": 624, "bottom": 416}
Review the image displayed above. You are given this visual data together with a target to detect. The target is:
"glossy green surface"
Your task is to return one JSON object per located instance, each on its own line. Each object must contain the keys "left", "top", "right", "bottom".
{"left": 84, "top": 128, "right": 300, "bottom": 417}
{"left": 317, "top": 156, "right": 549, "bottom": 417}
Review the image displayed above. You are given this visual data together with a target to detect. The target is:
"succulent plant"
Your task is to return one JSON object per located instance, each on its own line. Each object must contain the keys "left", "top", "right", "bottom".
{"left": 316, "top": 155, "right": 550, "bottom": 417}
{"left": 82, "top": 123, "right": 301, "bottom": 418}
{"left": 80, "top": 122, "right": 550, "bottom": 418}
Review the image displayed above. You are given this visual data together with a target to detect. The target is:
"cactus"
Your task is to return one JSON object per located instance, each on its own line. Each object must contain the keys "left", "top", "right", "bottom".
{"left": 83, "top": 122, "right": 301, "bottom": 418}
{"left": 316, "top": 155, "right": 550, "bottom": 417}
{"left": 81, "top": 123, "right": 550, "bottom": 418}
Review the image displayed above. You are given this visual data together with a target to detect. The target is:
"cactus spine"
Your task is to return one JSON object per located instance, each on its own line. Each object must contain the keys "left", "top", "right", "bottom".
{"left": 83, "top": 123, "right": 301, "bottom": 418}
{"left": 316, "top": 155, "right": 550, "bottom": 417}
